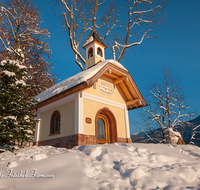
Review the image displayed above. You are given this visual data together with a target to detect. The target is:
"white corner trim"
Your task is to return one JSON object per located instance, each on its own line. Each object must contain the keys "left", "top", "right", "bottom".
{"left": 74, "top": 94, "right": 78, "bottom": 134}
{"left": 75, "top": 91, "right": 83, "bottom": 134}
{"left": 34, "top": 110, "right": 41, "bottom": 142}
{"left": 124, "top": 107, "right": 130, "bottom": 138}
{"left": 82, "top": 92, "right": 125, "bottom": 109}
{"left": 79, "top": 92, "right": 83, "bottom": 134}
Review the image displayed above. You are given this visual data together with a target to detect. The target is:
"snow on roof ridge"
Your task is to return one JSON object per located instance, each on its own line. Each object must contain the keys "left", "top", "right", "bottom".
{"left": 106, "top": 59, "right": 127, "bottom": 71}
{"left": 83, "top": 32, "right": 107, "bottom": 48}
{"left": 83, "top": 36, "right": 94, "bottom": 48}
{"left": 35, "top": 59, "right": 127, "bottom": 103}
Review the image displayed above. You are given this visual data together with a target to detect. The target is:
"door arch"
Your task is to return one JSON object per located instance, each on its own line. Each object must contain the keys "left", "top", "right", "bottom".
{"left": 95, "top": 107, "right": 117, "bottom": 144}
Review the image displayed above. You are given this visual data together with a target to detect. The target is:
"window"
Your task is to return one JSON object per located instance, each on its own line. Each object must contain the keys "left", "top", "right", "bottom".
{"left": 96, "top": 114, "right": 109, "bottom": 144}
{"left": 97, "top": 47, "right": 102, "bottom": 57}
{"left": 50, "top": 110, "right": 61, "bottom": 134}
{"left": 97, "top": 118, "right": 106, "bottom": 139}
{"left": 88, "top": 47, "right": 93, "bottom": 58}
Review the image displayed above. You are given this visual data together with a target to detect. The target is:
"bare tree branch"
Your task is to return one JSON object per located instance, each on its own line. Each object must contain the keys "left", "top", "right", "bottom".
{"left": 141, "top": 68, "right": 196, "bottom": 143}
{"left": 0, "top": 0, "right": 56, "bottom": 96}
{"left": 58, "top": 0, "right": 167, "bottom": 69}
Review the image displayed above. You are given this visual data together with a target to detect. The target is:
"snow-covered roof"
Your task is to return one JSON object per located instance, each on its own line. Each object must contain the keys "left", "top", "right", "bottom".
{"left": 83, "top": 36, "right": 94, "bottom": 48}
{"left": 83, "top": 32, "right": 107, "bottom": 49}
{"left": 34, "top": 59, "right": 127, "bottom": 103}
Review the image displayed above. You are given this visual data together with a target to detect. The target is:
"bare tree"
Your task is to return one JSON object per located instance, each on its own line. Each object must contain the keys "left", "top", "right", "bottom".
{"left": 189, "top": 125, "right": 200, "bottom": 145}
{"left": 0, "top": 0, "right": 56, "bottom": 96}
{"left": 141, "top": 68, "right": 195, "bottom": 143}
{"left": 58, "top": 0, "right": 168, "bottom": 70}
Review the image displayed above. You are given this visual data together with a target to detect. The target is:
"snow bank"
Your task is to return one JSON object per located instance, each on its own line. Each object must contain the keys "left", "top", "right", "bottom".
{"left": 34, "top": 60, "right": 127, "bottom": 103}
{"left": 0, "top": 143, "right": 200, "bottom": 190}
{"left": 166, "top": 127, "right": 181, "bottom": 137}
{"left": 165, "top": 128, "right": 183, "bottom": 144}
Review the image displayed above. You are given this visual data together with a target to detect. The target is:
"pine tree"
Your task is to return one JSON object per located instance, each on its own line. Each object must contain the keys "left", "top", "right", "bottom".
{"left": 0, "top": 49, "right": 36, "bottom": 151}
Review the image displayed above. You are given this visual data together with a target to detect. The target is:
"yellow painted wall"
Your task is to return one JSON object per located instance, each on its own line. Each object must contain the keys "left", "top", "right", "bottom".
{"left": 83, "top": 99, "right": 127, "bottom": 138}
{"left": 83, "top": 78, "right": 126, "bottom": 104}
{"left": 39, "top": 100, "right": 75, "bottom": 141}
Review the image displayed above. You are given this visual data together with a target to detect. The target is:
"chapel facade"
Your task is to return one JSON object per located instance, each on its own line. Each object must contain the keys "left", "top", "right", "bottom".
{"left": 34, "top": 32, "right": 146, "bottom": 148}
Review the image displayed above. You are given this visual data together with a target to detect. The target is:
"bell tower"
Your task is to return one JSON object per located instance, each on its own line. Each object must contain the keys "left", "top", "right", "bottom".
{"left": 83, "top": 32, "right": 107, "bottom": 69}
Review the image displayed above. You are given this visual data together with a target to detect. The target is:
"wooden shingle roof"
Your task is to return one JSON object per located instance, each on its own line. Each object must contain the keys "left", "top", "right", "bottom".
{"left": 83, "top": 32, "right": 107, "bottom": 49}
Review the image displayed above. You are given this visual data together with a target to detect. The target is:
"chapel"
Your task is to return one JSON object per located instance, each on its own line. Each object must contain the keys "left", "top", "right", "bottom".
{"left": 34, "top": 32, "right": 146, "bottom": 148}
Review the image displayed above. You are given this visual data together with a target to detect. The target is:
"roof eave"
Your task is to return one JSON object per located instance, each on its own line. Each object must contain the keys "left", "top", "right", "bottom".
{"left": 83, "top": 40, "right": 107, "bottom": 49}
{"left": 34, "top": 81, "right": 88, "bottom": 110}
{"left": 86, "top": 62, "right": 147, "bottom": 110}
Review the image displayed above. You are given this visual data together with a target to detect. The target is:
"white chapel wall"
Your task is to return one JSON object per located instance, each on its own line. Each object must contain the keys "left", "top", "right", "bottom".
{"left": 38, "top": 100, "right": 75, "bottom": 141}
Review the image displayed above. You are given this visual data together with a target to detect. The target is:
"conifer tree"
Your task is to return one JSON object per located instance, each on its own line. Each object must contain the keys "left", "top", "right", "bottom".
{"left": 0, "top": 49, "right": 36, "bottom": 151}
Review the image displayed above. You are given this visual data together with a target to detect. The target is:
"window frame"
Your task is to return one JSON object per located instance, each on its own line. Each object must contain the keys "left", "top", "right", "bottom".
{"left": 97, "top": 47, "right": 103, "bottom": 57}
{"left": 96, "top": 114, "right": 109, "bottom": 144}
{"left": 97, "top": 118, "right": 106, "bottom": 140}
{"left": 50, "top": 110, "right": 61, "bottom": 135}
{"left": 88, "top": 47, "right": 93, "bottom": 58}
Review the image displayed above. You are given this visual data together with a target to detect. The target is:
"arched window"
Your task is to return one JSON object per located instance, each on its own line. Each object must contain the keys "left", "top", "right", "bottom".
{"left": 50, "top": 110, "right": 61, "bottom": 134}
{"left": 97, "top": 118, "right": 106, "bottom": 139}
{"left": 96, "top": 114, "right": 109, "bottom": 144}
{"left": 97, "top": 47, "right": 102, "bottom": 57}
{"left": 88, "top": 47, "right": 93, "bottom": 58}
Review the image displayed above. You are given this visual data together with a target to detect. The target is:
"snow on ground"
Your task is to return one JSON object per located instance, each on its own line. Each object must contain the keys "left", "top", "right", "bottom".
{"left": 0, "top": 143, "right": 200, "bottom": 190}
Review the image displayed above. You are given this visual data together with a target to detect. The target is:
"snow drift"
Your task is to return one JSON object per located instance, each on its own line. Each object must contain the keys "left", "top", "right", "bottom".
{"left": 0, "top": 143, "right": 200, "bottom": 190}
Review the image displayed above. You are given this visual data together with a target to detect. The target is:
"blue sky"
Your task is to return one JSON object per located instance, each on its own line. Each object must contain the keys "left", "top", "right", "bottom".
{"left": 31, "top": 0, "right": 200, "bottom": 134}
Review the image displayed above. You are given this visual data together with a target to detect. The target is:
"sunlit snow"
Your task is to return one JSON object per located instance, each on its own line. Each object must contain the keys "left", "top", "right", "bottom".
{"left": 15, "top": 80, "right": 26, "bottom": 86}
{"left": 3, "top": 116, "right": 17, "bottom": 120}
{"left": 83, "top": 36, "right": 94, "bottom": 47}
{"left": 2, "top": 70, "right": 15, "bottom": 77}
{"left": 0, "top": 143, "right": 200, "bottom": 190}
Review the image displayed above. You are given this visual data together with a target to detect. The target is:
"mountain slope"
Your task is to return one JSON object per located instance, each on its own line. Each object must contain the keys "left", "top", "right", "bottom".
{"left": 132, "top": 115, "right": 200, "bottom": 146}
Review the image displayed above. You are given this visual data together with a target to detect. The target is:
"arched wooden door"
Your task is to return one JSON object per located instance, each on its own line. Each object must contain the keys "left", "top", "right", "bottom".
{"left": 95, "top": 107, "right": 117, "bottom": 144}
